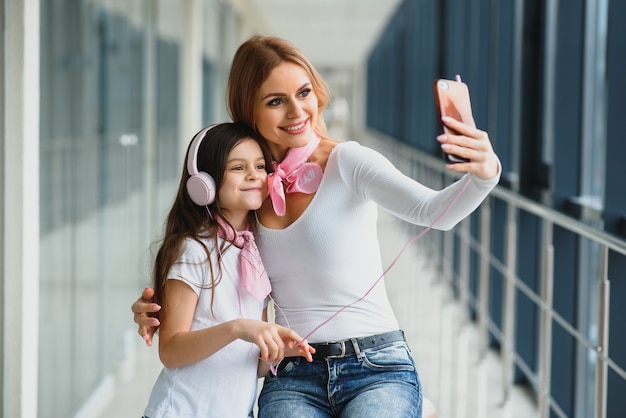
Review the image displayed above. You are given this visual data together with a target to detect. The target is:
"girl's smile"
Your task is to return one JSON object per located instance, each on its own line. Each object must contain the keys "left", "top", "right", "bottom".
{"left": 218, "top": 138, "right": 268, "bottom": 229}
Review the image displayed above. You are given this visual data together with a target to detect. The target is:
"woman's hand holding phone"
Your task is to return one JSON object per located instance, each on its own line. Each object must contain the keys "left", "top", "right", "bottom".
{"left": 434, "top": 77, "right": 474, "bottom": 164}
{"left": 434, "top": 76, "right": 500, "bottom": 180}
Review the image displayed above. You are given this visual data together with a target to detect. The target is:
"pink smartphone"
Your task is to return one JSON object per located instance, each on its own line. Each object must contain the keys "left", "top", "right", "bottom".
{"left": 434, "top": 78, "right": 474, "bottom": 164}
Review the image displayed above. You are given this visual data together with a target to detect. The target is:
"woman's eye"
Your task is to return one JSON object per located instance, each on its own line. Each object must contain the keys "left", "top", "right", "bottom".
{"left": 267, "top": 98, "right": 282, "bottom": 106}
{"left": 299, "top": 88, "right": 311, "bottom": 98}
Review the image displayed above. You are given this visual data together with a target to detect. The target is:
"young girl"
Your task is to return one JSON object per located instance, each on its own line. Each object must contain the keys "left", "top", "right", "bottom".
{"left": 142, "top": 122, "right": 314, "bottom": 418}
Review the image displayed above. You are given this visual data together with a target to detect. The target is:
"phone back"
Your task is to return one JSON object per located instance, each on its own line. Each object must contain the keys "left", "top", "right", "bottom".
{"left": 434, "top": 79, "right": 474, "bottom": 163}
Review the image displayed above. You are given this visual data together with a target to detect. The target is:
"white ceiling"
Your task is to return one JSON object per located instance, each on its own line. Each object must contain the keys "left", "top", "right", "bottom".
{"left": 245, "top": 0, "right": 402, "bottom": 69}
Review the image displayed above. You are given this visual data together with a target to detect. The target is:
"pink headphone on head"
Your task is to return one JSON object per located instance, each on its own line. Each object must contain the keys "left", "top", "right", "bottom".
{"left": 186, "top": 124, "right": 217, "bottom": 206}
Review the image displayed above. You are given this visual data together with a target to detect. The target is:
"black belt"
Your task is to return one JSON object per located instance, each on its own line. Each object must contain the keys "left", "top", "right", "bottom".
{"left": 309, "top": 330, "right": 406, "bottom": 360}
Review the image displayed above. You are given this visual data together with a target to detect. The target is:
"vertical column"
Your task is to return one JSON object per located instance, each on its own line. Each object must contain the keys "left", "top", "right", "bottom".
{"left": 604, "top": 0, "right": 626, "bottom": 413}
{"left": 3, "top": 1, "right": 40, "bottom": 417}
{"left": 143, "top": 0, "right": 158, "bottom": 243}
{"left": 594, "top": 246, "right": 609, "bottom": 418}
{"left": 478, "top": 201, "right": 491, "bottom": 356}
{"left": 459, "top": 216, "right": 471, "bottom": 323}
{"left": 0, "top": 0, "right": 4, "bottom": 410}
{"left": 179, "top": 0, "right": 203, "bottom": 159}
{"left": 502, "top": 204, "right": 518, "bottom": 401}
{"left": 538, "top": 220, "right": 554, "bottom": 418}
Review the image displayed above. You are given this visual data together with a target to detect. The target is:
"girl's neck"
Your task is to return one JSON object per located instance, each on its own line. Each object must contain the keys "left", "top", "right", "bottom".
{"left": 220, "top": 211, "right": 248, "bottom": 231}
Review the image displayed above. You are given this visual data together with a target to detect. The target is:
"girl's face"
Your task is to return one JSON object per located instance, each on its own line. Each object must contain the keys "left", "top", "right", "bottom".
{"left": 254, "top": 62, "right": 319, "bottom": 159}
{"left": 218, "top": 138, "right": 267, "bottom": 228}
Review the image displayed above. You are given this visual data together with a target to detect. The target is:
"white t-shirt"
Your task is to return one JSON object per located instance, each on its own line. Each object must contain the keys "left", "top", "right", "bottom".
{"left": 256, "top": 141, "right": 499, "bottom": 343}
{"left": 144, "top": 238, "right": 264, "bottom": 418}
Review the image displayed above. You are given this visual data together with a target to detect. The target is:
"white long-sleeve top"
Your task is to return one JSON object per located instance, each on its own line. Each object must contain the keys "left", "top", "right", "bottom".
{"left": 256, "top": 141, "right": 499, "bottom": 343}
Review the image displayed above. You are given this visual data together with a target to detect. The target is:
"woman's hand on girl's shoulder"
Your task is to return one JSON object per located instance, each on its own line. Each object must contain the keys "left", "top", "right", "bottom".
{"left": 131, "top": 287, "right": 161, "bottom": 346}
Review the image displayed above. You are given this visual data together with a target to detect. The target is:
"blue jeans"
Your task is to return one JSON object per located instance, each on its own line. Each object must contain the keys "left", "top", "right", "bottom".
{"left": 258, "top": 338, "right": 422, "bottom": 417}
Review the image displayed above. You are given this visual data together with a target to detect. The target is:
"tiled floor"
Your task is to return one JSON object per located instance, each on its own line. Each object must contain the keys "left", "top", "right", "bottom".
{"left": 98, "top": 206, "right": 538, "bottom": 418}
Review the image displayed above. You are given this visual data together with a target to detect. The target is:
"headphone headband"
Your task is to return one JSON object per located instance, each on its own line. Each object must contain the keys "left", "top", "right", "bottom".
{"left": 187, "top": 124, "right": 217, "bottom": 177}
{"left": 186, "top": 124, "right": 218, "bottom": 206}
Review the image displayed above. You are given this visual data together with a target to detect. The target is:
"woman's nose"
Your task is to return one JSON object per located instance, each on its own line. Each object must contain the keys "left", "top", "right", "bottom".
{"left": 287, "top": 100, "right": 302, "bottom": 118}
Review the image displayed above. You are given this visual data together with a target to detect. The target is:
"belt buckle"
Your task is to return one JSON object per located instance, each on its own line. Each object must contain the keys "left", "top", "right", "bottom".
{"left": 326, "top": 341, "right": 346, "bottom": 358}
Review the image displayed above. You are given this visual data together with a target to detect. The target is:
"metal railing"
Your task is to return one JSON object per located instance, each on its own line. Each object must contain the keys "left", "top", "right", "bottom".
{"left": 367, "top": 130, "right": 626, "bottom": 418}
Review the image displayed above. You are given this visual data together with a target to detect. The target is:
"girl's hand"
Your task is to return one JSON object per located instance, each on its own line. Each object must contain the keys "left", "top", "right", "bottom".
{"left": 437, "top": 116, "right": 500, "bottom": 180}
{"left": 131, "top": 287, "right": 161, "bottom": 346}
{"left": 284, "top": 338, "right": 316, "bottom": 362}
{"left": 255, "top": 329, "right": 316, "bottom": 377}
{"left": 237, "top": 321, "right": 314, "bottom": 363}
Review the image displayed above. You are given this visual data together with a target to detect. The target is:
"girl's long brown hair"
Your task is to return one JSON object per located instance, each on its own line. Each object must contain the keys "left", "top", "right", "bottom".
{"left": 227, "top": 35, "right": 331, "bottom": 137}
{"left": 151, "top": 122, "right": 272, "bottom": 317}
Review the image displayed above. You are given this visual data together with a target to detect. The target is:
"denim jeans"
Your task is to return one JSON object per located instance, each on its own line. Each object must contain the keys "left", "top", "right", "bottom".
{"left": 258, "top": 340, "right": 422, "bottom": 417}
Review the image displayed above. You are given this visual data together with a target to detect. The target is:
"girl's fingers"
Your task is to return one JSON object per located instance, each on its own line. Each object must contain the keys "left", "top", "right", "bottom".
{"left": 258, "top": 341, "right": 270, "bottom": 360}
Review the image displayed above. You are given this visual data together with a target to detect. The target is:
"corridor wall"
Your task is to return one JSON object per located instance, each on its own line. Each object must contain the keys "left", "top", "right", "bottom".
{"left": 366, "top": 0, "right": 626, "bottom": 416}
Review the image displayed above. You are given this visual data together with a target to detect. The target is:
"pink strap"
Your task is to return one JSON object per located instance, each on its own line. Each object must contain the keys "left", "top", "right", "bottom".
{"left": 267, "top": 134, "right": 323, "bottom": 216}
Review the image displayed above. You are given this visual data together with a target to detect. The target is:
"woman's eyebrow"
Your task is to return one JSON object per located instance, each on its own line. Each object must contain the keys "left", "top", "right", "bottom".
{"left": 260, "top": 83, "right": 311, "bottom": 100}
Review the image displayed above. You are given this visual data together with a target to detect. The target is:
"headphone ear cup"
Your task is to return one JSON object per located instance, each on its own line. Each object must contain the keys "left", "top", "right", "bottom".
{"left": 186, "top": 171, "right": 216, "bottom": 206}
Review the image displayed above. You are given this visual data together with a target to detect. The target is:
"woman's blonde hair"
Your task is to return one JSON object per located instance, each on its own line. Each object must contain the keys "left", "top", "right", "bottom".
{"left": 227, "top": 36, "right": 330, "bottom": 137}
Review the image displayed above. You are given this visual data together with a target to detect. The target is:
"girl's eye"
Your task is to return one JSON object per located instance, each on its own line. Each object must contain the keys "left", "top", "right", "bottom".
{"left": 231, "top": 165, "right": 244, "bottom": 171}
{"left": 256, "top": 164, "right": 266, "bottom": 171}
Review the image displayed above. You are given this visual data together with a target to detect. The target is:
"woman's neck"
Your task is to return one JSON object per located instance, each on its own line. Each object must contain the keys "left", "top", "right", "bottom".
{"left": 269, "top": 143, "right": 289, "bottom": 163}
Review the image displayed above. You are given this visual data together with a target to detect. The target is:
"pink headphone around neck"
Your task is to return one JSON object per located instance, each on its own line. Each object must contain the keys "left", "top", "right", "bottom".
{"left": 186, "top": 124, "right": 217, "bottom": 206}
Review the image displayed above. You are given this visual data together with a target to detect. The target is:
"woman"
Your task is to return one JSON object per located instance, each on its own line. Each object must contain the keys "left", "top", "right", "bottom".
{"left": 134, "top": 36, "right": 500, "bottom": 417}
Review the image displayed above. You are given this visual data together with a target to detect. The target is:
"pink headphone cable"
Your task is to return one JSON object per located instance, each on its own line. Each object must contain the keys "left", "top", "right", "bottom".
{"left": 265, "top": 172, "right": 476, "bottom": 374}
